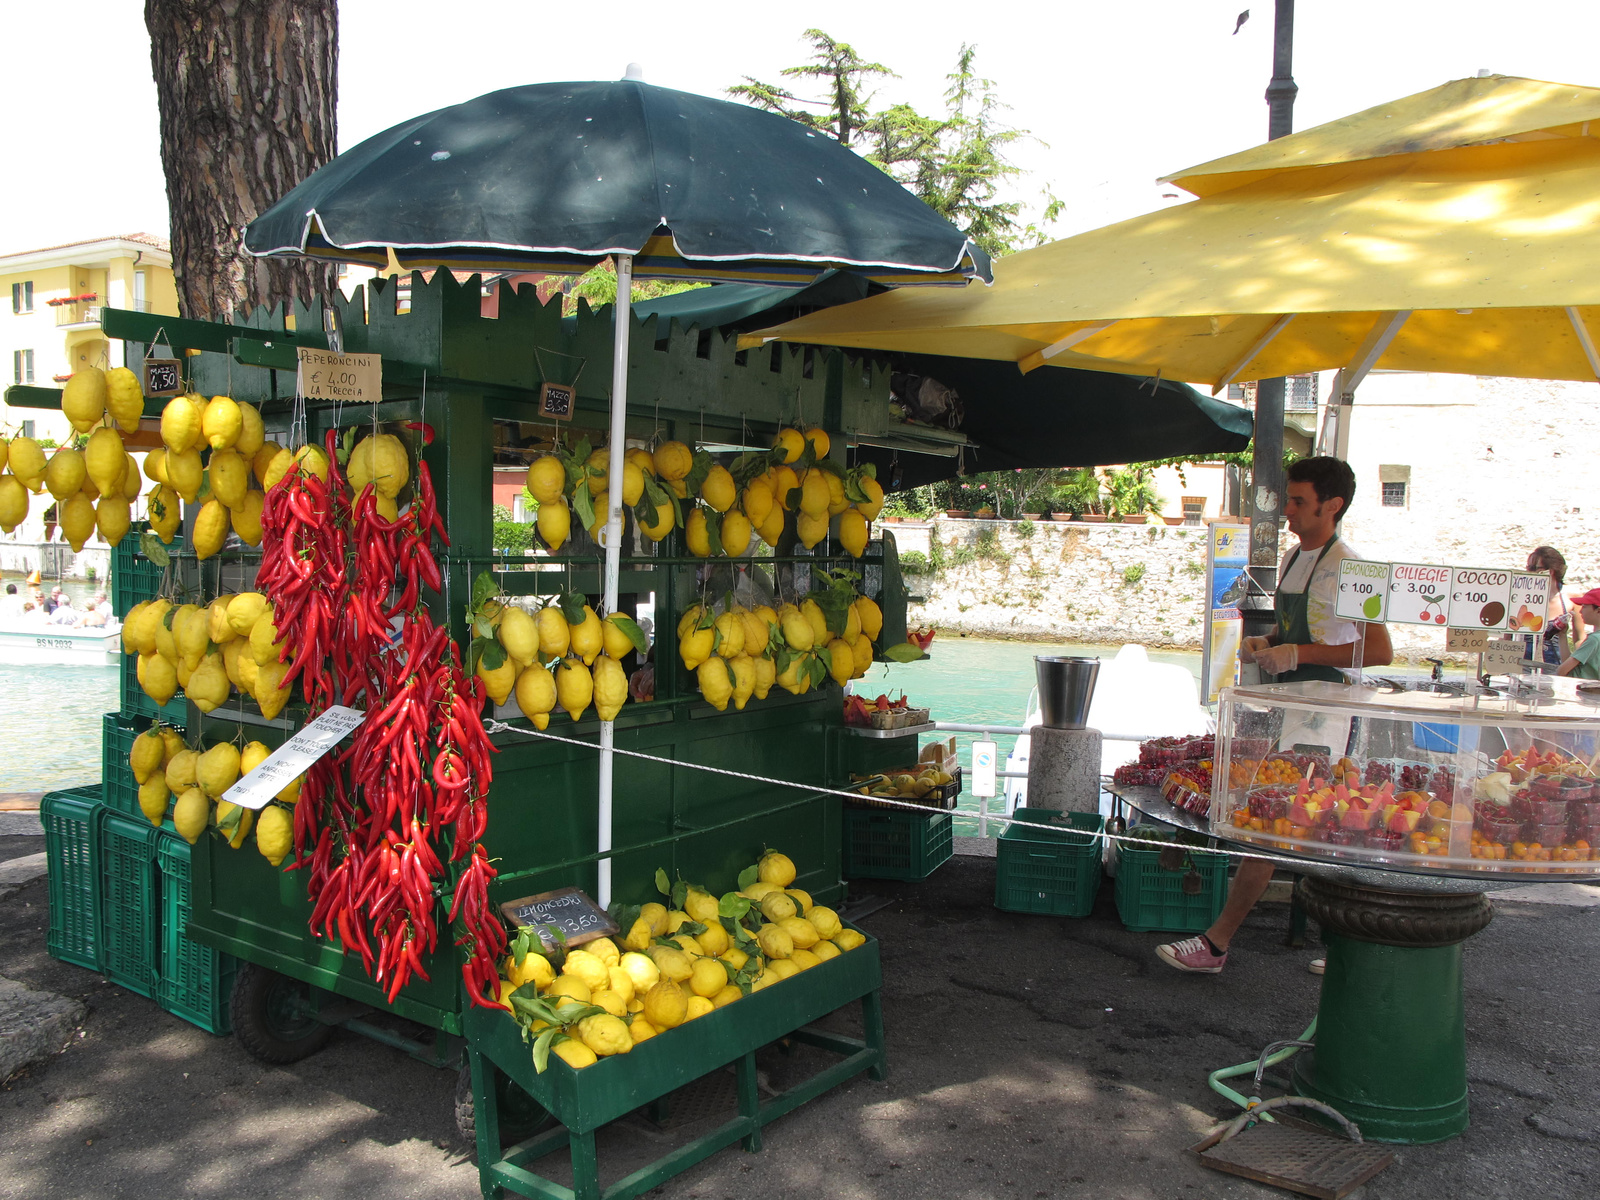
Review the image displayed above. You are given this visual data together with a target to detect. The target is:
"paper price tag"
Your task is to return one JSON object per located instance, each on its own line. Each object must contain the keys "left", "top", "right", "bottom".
{"left": 1386, "top": 563, "right": 1452, "bottom": 626}
{"left": 1335, "top": 559, "right": 1391, "bottom": 621}
{"left": 1508, "top": 572, "right": 1552, "bottom": 632}
{"left": 1482, "top": 642, "right": 1528, "bottom": 675}
{"left": 971, "top": 740, "right": 998, "bottom": 799}
{"left": 223, "top": 705, "right": 366, "bottom": 810}
{"left": 1446, "top": 628, "right": 1488, "bottom": 652}
{"left": 297, "top": 348, "right": 382, "bottom": 401}
{"left": 1447, "top": 568, "right": 1512, "bottom": 630}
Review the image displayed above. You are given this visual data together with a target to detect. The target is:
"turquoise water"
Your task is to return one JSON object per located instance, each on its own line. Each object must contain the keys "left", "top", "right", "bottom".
{"left": 0, "top": 663, "right": 118, "bottom": 793}
{"left": 858, "top": 636, "right": 1201, "bottom": 836}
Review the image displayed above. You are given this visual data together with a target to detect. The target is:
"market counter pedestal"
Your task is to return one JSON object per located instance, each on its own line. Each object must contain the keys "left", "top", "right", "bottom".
{"left": 1290, "top": 877, "right": 1493, "bottom": 1143}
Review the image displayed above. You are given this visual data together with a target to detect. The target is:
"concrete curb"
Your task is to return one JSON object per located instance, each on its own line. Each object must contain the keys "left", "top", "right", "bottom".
{"left": 0, "top": 975, "right": 85, "bottom": 1083}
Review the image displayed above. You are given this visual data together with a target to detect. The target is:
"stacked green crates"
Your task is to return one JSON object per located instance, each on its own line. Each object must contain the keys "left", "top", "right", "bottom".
{"left": 42, "top": 786, "right": 103, "bottom": 971}
{"left": 96, "top": 809, "right": 161, "bottom": 997}
{"left": 842, "top": 806, "right": 953, "bottom": 880}
{"left": 1114, "top": 830, "right": 1229, "bottom": 933}
{"left": 155, "top": 832, "right": 236, "bottom": 1034}
{"left": 995, "top": 809, "right": 1104, "bottom": 917}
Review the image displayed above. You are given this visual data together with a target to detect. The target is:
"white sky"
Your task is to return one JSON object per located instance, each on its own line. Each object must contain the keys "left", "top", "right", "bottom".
{"left": 4, "top": 0, "right": 1600, "bottom": 254}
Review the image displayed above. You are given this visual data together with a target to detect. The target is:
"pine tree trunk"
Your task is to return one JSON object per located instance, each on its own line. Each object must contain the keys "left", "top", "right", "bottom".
{"left": 145, "top": 0, "right": 339, "bottom": 323}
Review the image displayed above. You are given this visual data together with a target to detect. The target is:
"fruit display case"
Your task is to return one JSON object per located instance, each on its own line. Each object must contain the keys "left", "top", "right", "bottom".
{"left": 1210, "top": 679, "right": 1600, "bottom": 881}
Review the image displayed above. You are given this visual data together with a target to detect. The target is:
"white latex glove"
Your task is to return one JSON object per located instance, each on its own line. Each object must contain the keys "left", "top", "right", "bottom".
{"left": 1240, "top": 635, "right": 1272, "bottom": 664}
{"left": 1255, "top": 642, "right": 1300, "bottom": 676}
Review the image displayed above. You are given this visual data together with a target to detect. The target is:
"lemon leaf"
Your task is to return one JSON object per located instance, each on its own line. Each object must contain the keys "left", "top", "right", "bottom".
{"left": 531, "top": 1025, "right": 559, "bottom": 1074}
{"left": 140, "top": 531, "right": 170, "bottom": 567}
{"left": 682, "top": 449, "right": 714, "bottom": 495}
{"left": 858, "top": 461, "right": 877, "bottom": 480}
{"left": 655, "top": 868, "right": 672, "bottom": 897}
{"left": 570, "top": 483, "right": 596, "bottom": 532}
{"left": 705, "top": 508, "right": 724, "bottom": 557}
{"left": 479, "top": 639, "right": 507, "bottom": 671}
{"left": 737, "top": 864, "right": 759, "bottom": 890}
{"left": 718, "top": 892, "right": 751, "bottom": 919}
{"left": 559, "top": 592, "right": 587, "bottom": 625}
{"left": 883, "top": 642, "right": 925, "bottom": 663}
{"left": 677, "top": 920, "right": 708, "bottom": 937}
{"left": 670, "top": 878, "right": 688, "bottom": 911}
{"left": 471, "top": 572, "right": 498, "bottom": 612}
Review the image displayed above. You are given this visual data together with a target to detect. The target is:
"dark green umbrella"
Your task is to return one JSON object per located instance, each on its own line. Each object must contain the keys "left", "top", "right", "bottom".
{"left": 244, "top": 77, "right": 991, "bottom": 909}
{"left": 243, "top": 78, "right": 991, "bottom": 287}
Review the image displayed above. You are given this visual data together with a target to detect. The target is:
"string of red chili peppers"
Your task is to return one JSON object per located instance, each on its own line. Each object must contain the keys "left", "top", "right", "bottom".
{"left": 258, "top": 425, "right": 506, "bottom": 1010}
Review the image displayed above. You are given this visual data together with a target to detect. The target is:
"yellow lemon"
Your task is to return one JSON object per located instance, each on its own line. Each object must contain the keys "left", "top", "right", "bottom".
{"left": 44, "top": 448, "right": 87, "bottom": 501}
{"left": 261, "top": 446, "right": 294, "bottom": 491}
{"left": 768, "top": 958, "right": 800, "bottom": 980}
{"left": 476, "top": 654, "right": 516, "bottom": 707}
{"left": 813, "top": 940, "right": 841, "bottom": 962}
{"left": 695, "top": 921, "right": 730, "bottom": 958}
{"left": 577, "top": 1013, "right": 632, "bottom": 1055}
{"left": 545, "top": 974, "right": 592, "bottom": 1005}
{"left": 678, "top": 624, "right": 715, "bottom": 672}
{"left": 796, "top": 510, "right": 828, "bottom": 550}
{"left": 684, "top": 995, "right": 714, "bottom": 1022}
{"left": 121, "top": 453, "right": 143, "bottom": 501}
{"left": 653, "top": 440, "right": 692, "bottom": 481}
{"left": 59, "top": 494, "right": 96, "bottom": 552}
{"left": 129, "top": 729, "right": 166, "bottom": 785}
{"left": 855, "top": 476, "right": 885, "bottom": 520}
{"left": 144, "top": 447, "right": 169, "bottom": 484}
{"left": 235, "top": 401, "right": 265, "bottom": 456}
{"left": 139, "top": 653, "right": 178, "bottom": 706}
{"left": 216, "top": 799, "right": 254, "bottom": 849}
{"left": 771, "top": 465, "right": 800, "bottom": 511}
{"left": 499, "top": 606, "right": 538, "bottom": 664}
{"left": 639, "top": 903, "right": 669, "bottom": 937}
{"left": 188, "top": 652, "right": 232, "bottom": 713}
{"left": 742, "top": 478, "right": 774, "bottom": 527}
{"left": 147, "top": 484, "right": 181, "bottom": 543}
{"left": 756, "top": 924, "right": 793, "bottom": 960}
{"left": 561, "top": 950, "right": 610, "bottom": 993}
{"left": 779, "top": 606, "right": 814, "bottom": 652}
{"left": 106, "top": 366, "right": 145, "bottom": 430}
{"left": 231, "top": 490, "right": 264, "bottom": 545}
{"left": 799, "top": 469, "right": 830, "bottom": 517}
{"left": 240, "top": 740, "right": 271, "bottom": 776}
{"left": 201, "top": 395, "right": 243, "bottom": 450}
{"left": 292, "top": 444, "right": 330, "bottom": 484}
{"left": 640, "top": 499, "right": 674, "bottom": 541}
{"left": 0, "top": 476, "right": 28, "bottom": 533}
{"left": 552, "top": 1039, "right": 598, "bottom": 1069}
{"left": 605, "top": 966, "right": 636, "bottom": 1003}
{"left": 138, "top": 776, "right": 170, "bottom": 827}
{"left": 760, "top": 892, "right": 797, "bottom": 923}
{"left": 85, "top": 427, "right": 127, "bottom": 496}
{"left": 164, "top": 395, "right": 206, "bottom": 454}
{"left": 252, "top": 442, "right": 282, "bottom": 486}
{"left": 514, "top": 663, "right": 557, "bottom": 730}
{"left": 713, "top": 985, "right": 743, "bottom": 1008}
{"left": 164, "top": 447, "right": 204, "bottom": 502}
{"left": 95, "top": 496, "right": 131, "bottom": 547}
{"left": 720, "top": 509, "right": 753, "bottom": 557}
{"left": 756, "top": 505, "right": 785, "bottom": 548}
{"left": 526, "top": 454, "right": 567, "bottom": 504}
{"left": 804, "top": 427, "right": 830, "bottom": 458}
{"left": 208, "top": 447, "right": 250, "bottom": 508}
{"left": 788, "top": 948, "right": 822, "bottom": 971}
{"left": 834, "top": 928, "right": 866, "bottom": 951}
{"left": 629, "top": 1018, "right": 658, "bottom": 1045}
{"left": 62, "top": 367, "right": 109, "bottom": 433}
{"left": 226, "top": 592, "right": 269, "bottom": 637}
{"left": 772, "top": 427, "right": 804, "bottom": 463}
{"left": 173, "top": 787, "right": 209, "bottom": 845}
{"left": 854, "top": 595, "right": 883, "bottom": 641}
{"left": 839, "top": 508, "right": 869, "bottom": 558}
{"left": 825, "top": 471, "right": 849, "bottom": 516}
{"left": 536, "top": 497, "right": 570, "bottom": 552}
{"left": 507, "top": 951, "right": 556, "bottom": 990}
{"left": 807, "top": 906, "right": 842, "bottom": 939}
{"left": 648, "top": 946, "right": 694, "bottom": 984}
{"left": 752, "top": 656, "right": 776, "bottom": 701}
{"left": 697, "top": 657, "right": 734, "bottom": 711}
{"left": 642, "top": 979, "right": 688, "bottom": 1029}
{"left": 556, "top": 657, "right": 593, "bottom": 721}
{"left": 828, "top": 640, "right": 854, "bottom": 687}
{"left": 684, "top": 888, "right": 720, "bottom": 925}
{"left": 620, "top": 951, "right": 660, "bottom": 993}
{"left": 700, "top": 464, "right": 736, "bottom": 512}
{"left": 684, "top": 508, "right": 711, "bottom": 556}
{"left": 192, "top": 499, "right": 229, "bottom": 559}
{"left": 759, "top": 850, "right": 797, "bottom": 887}
{"left": 689, "top": 957, "right": 728, "bottom": 999}
{"left": 197, "top": 742, "right": 242, "bottom": 798}
{"left": 592, "top": 654, "right": 627, "bottom": 722}
{"left": 720, "top": 946, "right": 750, "bottom": 972}
{"left": 779, "top": 915, "right": 821, "bottom": 950}
{"left": 254, "top": 659, "right": 293, "bottom": 720}
{"left": 569, "top": 605, "right": 603, "bottom": 665}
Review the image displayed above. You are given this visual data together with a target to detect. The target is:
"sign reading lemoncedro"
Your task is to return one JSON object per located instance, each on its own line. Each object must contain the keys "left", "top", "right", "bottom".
{"left": 1335, "top": 558, "right": 1391, "bottom": 622}
{"left": 222, "top": 705, "right": 366, "bottom": 810}
{"left": 297, "top": 348, "right": 381, "bottom": 402}
{"left": 1447, "top": 568, "right": 1512, "bottom": 630}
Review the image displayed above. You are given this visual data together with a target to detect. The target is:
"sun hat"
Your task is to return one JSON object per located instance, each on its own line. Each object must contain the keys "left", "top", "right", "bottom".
{"left": 1570, "top": 587, "right": 1600, "bottom": 608}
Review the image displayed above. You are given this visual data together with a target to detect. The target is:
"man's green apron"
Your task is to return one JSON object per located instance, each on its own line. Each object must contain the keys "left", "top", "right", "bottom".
{"left": 1273, "top": 539, "right": 1347, "bottom": 684}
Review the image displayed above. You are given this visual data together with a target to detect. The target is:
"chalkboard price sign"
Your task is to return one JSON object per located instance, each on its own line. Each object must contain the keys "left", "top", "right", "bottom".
{"left": 143, "top": 357, "right": 182, "bottom": 398}
{"left": 538, "top": 382, "right": 575, "bottom": 420}
{"left": 499, "top": 887, "right": 618, "bottom": 950}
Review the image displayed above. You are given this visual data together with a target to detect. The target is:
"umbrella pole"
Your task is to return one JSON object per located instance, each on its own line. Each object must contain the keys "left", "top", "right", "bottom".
{"left": 597, "top": 253, "right": 634, "bottom": 910}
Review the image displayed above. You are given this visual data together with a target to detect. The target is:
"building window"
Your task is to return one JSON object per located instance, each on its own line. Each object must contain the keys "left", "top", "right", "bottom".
{"left": 1381, "top": 481, "right": 1407, "bottom": 507}
{"left": 12, "top": 348, "right": 33, "bottom": 384}
{"left": 133, "top": 270, "right": 148, "bottom": 313}
{"left": 11, "top": 281, "right": 33, "bottom": 314}
{"left": 21, "top": 420, "right": 34, "bottom": 439}
{"left": 1286, "top": 374, "right": 1318, "bottom": 412}
{"left": 1182, "top": 496, "right": 1206, "bottom": 525}
{"left": 1226, "top": 383, "right": 1246, "bottom": 401}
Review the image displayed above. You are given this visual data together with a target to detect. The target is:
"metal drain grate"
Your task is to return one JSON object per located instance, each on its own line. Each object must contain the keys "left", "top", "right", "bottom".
{"left": 1193, "top": 1115, "right": 1394, "bottom": 1199}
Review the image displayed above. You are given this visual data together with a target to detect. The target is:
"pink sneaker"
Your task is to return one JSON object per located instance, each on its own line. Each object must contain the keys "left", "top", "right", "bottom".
{"left": 1156, "top": 936, "right": 1227, "bottom": 973}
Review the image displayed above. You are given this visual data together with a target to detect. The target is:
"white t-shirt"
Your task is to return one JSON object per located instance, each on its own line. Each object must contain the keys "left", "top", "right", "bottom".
{"left": 1278, "top": 536, "right": 1362, "bottom": 648}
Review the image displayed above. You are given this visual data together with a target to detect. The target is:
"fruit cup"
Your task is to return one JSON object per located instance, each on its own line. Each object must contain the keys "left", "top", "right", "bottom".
{"left": 1525, "top": 822, "right": 1570, "bottom": 847}
{"left": 1475, "top": 812, "right": 1522, "bottom": 845}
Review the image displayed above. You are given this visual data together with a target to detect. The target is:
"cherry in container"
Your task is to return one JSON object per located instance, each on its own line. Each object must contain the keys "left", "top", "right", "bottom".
{"left": 1524, "top": 822, "right": 1569, "bottom": 847}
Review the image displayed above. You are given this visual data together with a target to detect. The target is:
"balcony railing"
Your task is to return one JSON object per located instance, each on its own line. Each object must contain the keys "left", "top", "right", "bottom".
{"left": 53, "top": 300, "right": 102, "bottom": 327}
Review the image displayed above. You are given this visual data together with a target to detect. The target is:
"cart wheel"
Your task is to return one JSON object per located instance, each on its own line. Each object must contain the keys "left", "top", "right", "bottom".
{"left": 230, "top": 963, "right": 333, "bottom": 1064}
{"left": 454, "top": 1062, "right": 557, "bottom": 1147}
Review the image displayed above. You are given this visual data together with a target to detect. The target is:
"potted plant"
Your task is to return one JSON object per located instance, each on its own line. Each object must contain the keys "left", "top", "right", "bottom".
{"left": 944, "top": 509, "right": 971, "bottom": 519}
{"left": 975, "top": 506, "right": 996, "bottom": 519}
{"left": 1022, "top": 511, "right": 1042, "bottom": 521}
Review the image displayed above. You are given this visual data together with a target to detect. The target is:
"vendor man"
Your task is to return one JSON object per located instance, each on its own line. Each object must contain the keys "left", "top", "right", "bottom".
{"left": 1158, "top": 456, "right": 1392, "bottom": 975}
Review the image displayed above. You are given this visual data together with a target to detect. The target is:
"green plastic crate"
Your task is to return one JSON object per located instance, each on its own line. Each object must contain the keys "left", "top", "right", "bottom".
{"left": 111, "top": 523, "right": 177, "bottom": 617}
{"left": 842, "top": 806, "right": 953, "bottom": 880}
{"left": 1114, "top": 835, "right": 1229, "bottom": 933}
{"left": 120, "top": 652, "right": 187, "bottom": 724}
{"left": 995, "top": 809, "right": 1103, "bottom": 917}
{"left": 155, "top": 832, "right": 236, "bottom": 1035}
{"left": 101, "top": 712, "right": 150, "bottom": 816}
{"left": 97, "top": 809, "right": 161, "bottom": 997}
{"left": 42, "top": 786, "right": 103, "bottom": 971}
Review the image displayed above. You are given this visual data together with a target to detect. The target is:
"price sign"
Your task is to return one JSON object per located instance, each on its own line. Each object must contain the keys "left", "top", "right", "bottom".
{"left": 1446, "top": 628, "right": 1488, "bottom": 652}
{"left": 297, "top": 347, "right": 381, "bottom": 401}
{"left": 971, "top": 740, "right": 997, "bottom": 798}
{"left": 499, "top": 888, "right": 619, "bottom": 950}
{"left": 1483, "top": 641, "right": 1528, "bottom": 675}
{"left": 142, "top": 357, "right": 182, "bottom": 398}
{"left": 1386, "top": 563, "right": 1453, "bottom": 626}
{"left": 1447, "top": 568, "right": 1512, "bottom": 629}
{"left": 1335, "top": 559, "right": 1391, "bottom": 621}
{"left": 1508, "top": 572, "right": 1552, "bottom": 632}
{"left": 222, "top": 705, "right": 366, "bottom": 811}
{"left": 538, "top": 382, "right": 575, "bottom": 419}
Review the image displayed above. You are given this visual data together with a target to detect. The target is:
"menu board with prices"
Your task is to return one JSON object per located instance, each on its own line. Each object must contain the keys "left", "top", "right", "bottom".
{"left": 1446, "top": 568, "right": 1513, "bottom": 630}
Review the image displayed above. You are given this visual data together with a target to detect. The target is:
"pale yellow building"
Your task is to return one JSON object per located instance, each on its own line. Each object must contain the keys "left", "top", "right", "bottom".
{"left": 1, "top": 234, "right": 178, "bottom": 444}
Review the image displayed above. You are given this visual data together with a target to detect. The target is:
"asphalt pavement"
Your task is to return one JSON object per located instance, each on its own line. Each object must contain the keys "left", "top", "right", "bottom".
{"left": 2, "top": 844, "right": 1598, "bottom": 1200}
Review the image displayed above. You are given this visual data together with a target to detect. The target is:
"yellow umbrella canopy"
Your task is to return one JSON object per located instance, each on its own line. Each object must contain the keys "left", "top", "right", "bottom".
{"left": 744, "top": 75, "right": 1600, "bottom": 388}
